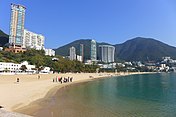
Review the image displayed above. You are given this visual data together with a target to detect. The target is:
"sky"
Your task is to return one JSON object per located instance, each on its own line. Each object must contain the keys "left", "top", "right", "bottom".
{"left": 1, "top": 0, "right": 176, "bottom": 49}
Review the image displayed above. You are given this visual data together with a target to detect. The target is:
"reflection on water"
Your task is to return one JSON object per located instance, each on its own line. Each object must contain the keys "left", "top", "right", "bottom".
{"left": 34, "top": 73, "right": 176, "bottom": 117}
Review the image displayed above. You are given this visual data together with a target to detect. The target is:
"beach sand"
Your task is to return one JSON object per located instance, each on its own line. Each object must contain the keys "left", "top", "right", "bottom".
{"left": 0, "top": 72, "right": 150, "bottom": 116}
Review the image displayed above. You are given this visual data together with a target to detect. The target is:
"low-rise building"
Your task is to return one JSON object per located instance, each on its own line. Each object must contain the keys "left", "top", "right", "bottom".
{"left": 0, "top": 61, "right": 35, "bottom": 74}
{"left": 5, "top": 46, "right": 26, "bottom": 53}
{"left": 0, "top": 47, "right": 3, "bottom": 51}
{"left": 98, "top": 63, "right": 116, "bottom": 69}
{"left": 44, "top": 48, "right": 55, "bottom": 56}
{"left": 52, "top": 57, "right": 59, "bottom": 61}
{"left": 40, "top": 67, "right": 51, "bottom": 74}
{"left": 77, "top": 55, "right": 83, "bottom": 62}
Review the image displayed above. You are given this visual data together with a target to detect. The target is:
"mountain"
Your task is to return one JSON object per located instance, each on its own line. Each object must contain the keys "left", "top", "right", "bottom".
{"left": 115, "top": 37, "right": 176, "bottom": 61}
{"left": 55, "top": 37, "right": 176, "bottom": 62}
{"left": 0, "top": 30, "right": 9, "bottom": 47}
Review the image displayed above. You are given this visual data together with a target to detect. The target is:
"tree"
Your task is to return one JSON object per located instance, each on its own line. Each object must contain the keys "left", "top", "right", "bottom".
{"left": 30, "top": 54, "right": 44, "bottom": 73}
{"left": 20, "top": 65, "right": 27, "bottom": 72}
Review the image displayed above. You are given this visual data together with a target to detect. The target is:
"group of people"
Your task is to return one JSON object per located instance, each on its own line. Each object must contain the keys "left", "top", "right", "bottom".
{"left": 53, "top": 76, "right": 73, "bottom": 84}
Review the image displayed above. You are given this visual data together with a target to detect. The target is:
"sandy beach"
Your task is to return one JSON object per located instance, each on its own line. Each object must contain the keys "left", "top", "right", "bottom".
{"left": 0, "top": 72, "right": 151, "bottom": 116}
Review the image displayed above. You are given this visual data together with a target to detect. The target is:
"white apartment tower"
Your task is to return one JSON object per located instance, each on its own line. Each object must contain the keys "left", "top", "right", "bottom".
{"left": 69, "top": 46, "right": 76, "bottom": 60}
{"left": 91, "top": 40, "right": 97, "bottom": 61}
{"left": 99, "top": 45, "right": 115, "bottom": 63}
{"left": 23, "top": 29, "right": 44, "bottom": 50}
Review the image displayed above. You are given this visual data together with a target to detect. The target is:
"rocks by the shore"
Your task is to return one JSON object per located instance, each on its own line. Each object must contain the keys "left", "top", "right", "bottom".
{"left": 0, "top": 109, "right": 32, "bottom": 117}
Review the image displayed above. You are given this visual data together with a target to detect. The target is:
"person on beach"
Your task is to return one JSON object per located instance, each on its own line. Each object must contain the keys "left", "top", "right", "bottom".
{"left": 68, "top": 77, "right": 70, "bottom": 82}
{"left": 55, "top": 77, "right": 58, "bottom": 82}
{"left": 16, "top": 78, "right": 19, "bottom": 83}
{"left": 38, "top": 75, "right": 40, "bottom": 79}
{"left": 70, "top": 77, "right": 73, "bottom": 82}
{"left": 60, "top": 77, "right": 62, "bottom": 84}
{"left": 58, "top": 77, "right": 60, "bottom": 83}
{"left": 63, "top": 77, "right": 66, "bottom": 83}
{"left": 53, "top": 78, "right": 55, "bottom": 82}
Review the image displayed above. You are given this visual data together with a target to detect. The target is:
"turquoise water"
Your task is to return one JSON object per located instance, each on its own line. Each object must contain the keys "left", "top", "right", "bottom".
{"left": 35, "top": 73, "right": 176, "bottom": 117}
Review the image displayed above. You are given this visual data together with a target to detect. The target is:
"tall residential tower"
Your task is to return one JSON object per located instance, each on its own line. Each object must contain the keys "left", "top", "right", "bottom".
{"left": 69, "top": 46, "right": 76, "bottom": 60}
{"left": 9, "top": 4, "right": 26, "bottom": 48}
{"left": 91, "top": 40, "right": 97, "bottom": 61}
{"left": 99, "top": 45, "right": 115, "bottom": 63}
{"left": 80, "top": 44, "right": 84, "bottom": 62}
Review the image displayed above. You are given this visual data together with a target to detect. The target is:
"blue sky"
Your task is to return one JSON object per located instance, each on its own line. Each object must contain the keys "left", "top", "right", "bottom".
{"left": 1, "top": 0, "right": 176, "bottom": 48}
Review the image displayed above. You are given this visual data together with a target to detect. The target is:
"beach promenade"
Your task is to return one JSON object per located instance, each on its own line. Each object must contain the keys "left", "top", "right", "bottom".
{"left": 0, "top": 72, "right": 149, "bottom": 116}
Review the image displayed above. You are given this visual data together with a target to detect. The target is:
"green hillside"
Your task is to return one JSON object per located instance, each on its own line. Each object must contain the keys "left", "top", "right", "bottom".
{"left": 0, "top": 30, "right": 9, "bottom": 47}
{"left": 115, "top": 37, "right": 176, "bottom": 61}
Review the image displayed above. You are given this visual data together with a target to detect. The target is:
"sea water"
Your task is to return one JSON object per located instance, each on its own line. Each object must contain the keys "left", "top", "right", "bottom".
{"left": 34, "top": 73, "right": 176, "bottom": 117}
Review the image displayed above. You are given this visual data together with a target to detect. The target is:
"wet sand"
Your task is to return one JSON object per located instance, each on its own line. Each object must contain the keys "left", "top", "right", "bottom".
{"left": 15, "top": 80, "right": 96, "bottom": 117}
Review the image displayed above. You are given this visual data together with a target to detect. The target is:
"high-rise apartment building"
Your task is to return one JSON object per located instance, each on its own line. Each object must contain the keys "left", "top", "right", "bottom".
{"left": 69, "top": 46, "right": 76, "bottom": 60}
{"left": 91, "top": 40, "right": 97, "bottom": 61}
{"left": 80, "top": 44, "right": 84, "bottom": 62}
{"left": 9, "top": 4, "right": 26, "bottom": 47}
{"left": 7, "top": 3, "right": 51, "bottom": 54}
{"left": 23, "top": 29, "right": 44, "bottom": 50}
{"left": 99, "top": 45, "right": 115, "bottom": 63}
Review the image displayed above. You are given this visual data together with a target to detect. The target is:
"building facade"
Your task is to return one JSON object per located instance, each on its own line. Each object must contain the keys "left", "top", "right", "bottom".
{"left": 69, "top": 46, "right": 76, "bottom": 60}
{"left": 99, "top": 45, "right": 115, "bottom": 63}
{"left": 44, "top": 48, "right": 55, "bottom": 56}
{"left": 9, "top": 4, "right": 26, "bottom": 47}
{"left": 0, "top": 61, "right": 35, "bottom": 74}
{"left": 23, "top": 29, "right": 45, "bottom": 50}
{"left": 0, "top": 47, "right": 3, "bottom": 51}
{"left": 91, "top": 40, "right": 97, "bottom": 61}
{"left": 77, "top": 55, "right": 83, "bottom": 62}
{"left": 80, "top": 44, "right": 84, "bottom": 62}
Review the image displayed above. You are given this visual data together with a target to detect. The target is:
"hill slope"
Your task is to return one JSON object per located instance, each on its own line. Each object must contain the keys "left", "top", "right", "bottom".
{"left": 115, "top": 37, "right": 176, "bottom": 61}
{"left": 55, "top": 37, "right": 176, "bottom": 62}
{"left": 0, "top": 30, "right": 9, "bottom": 47}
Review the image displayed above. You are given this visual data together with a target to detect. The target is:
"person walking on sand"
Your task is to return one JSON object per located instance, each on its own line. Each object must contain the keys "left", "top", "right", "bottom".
{"left": 58, "top": 77, "right": 61, "bottom": 83}
{"left": 17, "top": 78, "right": 19, "bottom": 83}
{"left": 38, "top": 75, "right": 40, "bottom": 79}
{"left": 70, "top": 77, "right": 73, "bottom": 82}
{"left": 68, "top": 77, "right": 70, "bottom": 82}
{"left": 55, "top": 77, "right": 58, "bottom": 82}
{"left": 60, "top": 77, "right": 63, "bottom": 84}
{"left": 53, "top": 78, "right": 55, "bottom": 82}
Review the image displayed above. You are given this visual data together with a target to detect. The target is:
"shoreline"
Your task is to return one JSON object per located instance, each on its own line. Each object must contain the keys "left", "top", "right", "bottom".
{"left": 0, "top": 72, "right": 155, "bottom": 116}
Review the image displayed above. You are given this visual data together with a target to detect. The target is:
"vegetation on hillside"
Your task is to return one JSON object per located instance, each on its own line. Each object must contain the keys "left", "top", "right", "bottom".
{"left": 0, "top": 49, "right": 98, "bottom": 73}
{"left": 114, "top": 37, "right": 176, "bottom": 61}
{"left": 0, "top": 30, "right": 9, "bottom": 47}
